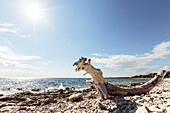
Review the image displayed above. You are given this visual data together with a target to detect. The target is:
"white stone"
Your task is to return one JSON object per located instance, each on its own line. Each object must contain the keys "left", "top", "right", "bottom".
{"left": 133, "top": 95, "right": 142, "bottom": 100}
{"left": 136, "top": 106, "right": 149, "bottom": 113}
{"left": 166, "top": 107, "right": 170, "bottom": 113}
{"left": 49, "top": 106, "right": 55, "bottom": 110}
{"left": 143, "top": 97, "right": 150, "bottom": 102}
{"left": 164, "top": 103, "right": 170, "bottom": 107}
{"left": 147, "top": 105, "right": 163, "bottom": 113}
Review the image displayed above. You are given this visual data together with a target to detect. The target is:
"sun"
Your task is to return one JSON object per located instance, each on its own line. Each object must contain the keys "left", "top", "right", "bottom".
{"left": 23, "top": 1, "right": 44, "bottom": 21}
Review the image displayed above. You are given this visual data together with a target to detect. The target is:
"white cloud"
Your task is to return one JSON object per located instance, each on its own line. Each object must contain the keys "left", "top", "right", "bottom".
{"left": 91, "top": 53, "right": 102, "bottom": 56}
{"left": 0, "top": 46, "right": 40, "bottom": 69}
{"left": 127, "top": 65, "right": 159, "bottom": 75}
{"left": 91, "top": 41, "right": 170, "bottom": 75}
{"left": 0, "top": 46, "right": 40, "bottom": 61}
{"left": 0, "top": 28, "right": 26, "bottom": 38}
{"left": 0, "top": 23, "right": 15, "bottom": 27}
{"left": 0, "top": 23, "right": 28, "bottom": 38}
{"left": 0, "top": 28, "right": 17, "bottom": 33}
{"left": 142, "top": 42, "right": 170, "bottom": 60}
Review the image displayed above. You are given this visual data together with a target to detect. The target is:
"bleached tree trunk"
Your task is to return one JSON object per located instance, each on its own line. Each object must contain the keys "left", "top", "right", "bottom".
{"left": 106, "top": 72, "right": 166, "bottom": 95}
{"left": 73, "top": 57, "right": 166, "bottom": 97}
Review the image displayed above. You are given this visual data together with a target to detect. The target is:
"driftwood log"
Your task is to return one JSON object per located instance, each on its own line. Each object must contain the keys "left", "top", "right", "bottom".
{"left": 73, "top": 57, "right": 167, "bottom": 99}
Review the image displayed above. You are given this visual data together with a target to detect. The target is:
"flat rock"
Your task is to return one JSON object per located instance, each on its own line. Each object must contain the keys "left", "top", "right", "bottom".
{"left": 68, "top": 93, "right": 83, "bottom": 102}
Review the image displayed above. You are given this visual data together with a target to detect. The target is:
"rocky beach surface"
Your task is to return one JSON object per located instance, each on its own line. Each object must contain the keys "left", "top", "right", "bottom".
{"left": 0, "top": 79, "right": 169, "bottom": 113}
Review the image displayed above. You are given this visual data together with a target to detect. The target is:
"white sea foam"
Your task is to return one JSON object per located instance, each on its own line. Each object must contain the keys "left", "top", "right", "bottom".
{"left": 58, "top": 83, "right": 65, "bottom": 90}
{"left": 75, "top": 86, "right": 91, "bottom": 91}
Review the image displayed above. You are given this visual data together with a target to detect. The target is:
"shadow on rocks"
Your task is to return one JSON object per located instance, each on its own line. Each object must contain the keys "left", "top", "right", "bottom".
{"left": 99, "top": 95, "right": 139, "bottom": 113}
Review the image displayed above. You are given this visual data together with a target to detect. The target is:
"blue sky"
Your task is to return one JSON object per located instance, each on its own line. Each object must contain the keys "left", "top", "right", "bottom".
{"left": 0, "top": 0, "right": 170, "bottom": 78}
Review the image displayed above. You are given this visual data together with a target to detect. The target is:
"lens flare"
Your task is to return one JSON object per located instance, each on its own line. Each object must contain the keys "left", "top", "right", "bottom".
{"left": 23, "top": 1, "right": 44, "bottom": 21}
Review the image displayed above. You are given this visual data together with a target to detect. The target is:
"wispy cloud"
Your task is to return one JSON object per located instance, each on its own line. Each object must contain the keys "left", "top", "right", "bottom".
{"left": 91, "top": 41, "right": 170, "bottom": 75}
{"left": 4, "top": 40, "right": 12, "bottom": 45}
{"left": 0, "top": 23, "right": 27, "bottom": 38}
{"left": 0, "top": 28, "right": 26, "bottom": 38}
{"left": 91, "top": 53, "right": 108, "bottom": 57}
{"left": 0, "top": 23, "right": 15, "bottom": 27}
{"left": 91, "top": 53, "right": 103, "bottom": 56}
{"left": 48, "top": 61, "right": 53, "bottom": 64}
{"left": 0, "top": 28, "right": 17, "bottom": 33}
{"left": 0, "top": 46, "right": 40, "bottom": 69}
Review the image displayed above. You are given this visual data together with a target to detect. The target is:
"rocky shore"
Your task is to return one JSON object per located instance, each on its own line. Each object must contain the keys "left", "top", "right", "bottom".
{"left": 0, "top": 79, "right": 169, "bottom": 113}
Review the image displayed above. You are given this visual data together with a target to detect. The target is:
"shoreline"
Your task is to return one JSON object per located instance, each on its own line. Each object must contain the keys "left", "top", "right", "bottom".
{"left": 0, "top": 79, "right": 169, "bottom": 112}
{"left": 130, "top": 77, "right": 170, "bottom": 79}
{"left": 130, "top": 78, "right": 152, "bottom": 80}
{"left": 0, "top": 78, "right": 149, "bottom": 96}
{"left": 0, "top": 82, "right": 148, "bottom": 97}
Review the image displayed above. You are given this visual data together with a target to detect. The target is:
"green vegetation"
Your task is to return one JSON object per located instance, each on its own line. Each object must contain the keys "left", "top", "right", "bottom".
{"left": 131, "top": 71, "right": 170, "bottom": 79}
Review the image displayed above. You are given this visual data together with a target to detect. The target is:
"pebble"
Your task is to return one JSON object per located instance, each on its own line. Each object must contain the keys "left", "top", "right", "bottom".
{"left": 133, "top": 95, "right": 142, "bottom": 100}
{"left": 98, "top": 102, "right": 107, "bottom": 110}
{"left": 143, "top": 97, "right": 150, "bottom": 102}
{"left": 68, "top": 93, "right": 83, "bottom": 102}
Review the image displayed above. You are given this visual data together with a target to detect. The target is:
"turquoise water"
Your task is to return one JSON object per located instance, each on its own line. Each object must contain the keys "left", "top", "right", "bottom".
{"left": 0, "top": 78, "right": 149, "bottom": 95}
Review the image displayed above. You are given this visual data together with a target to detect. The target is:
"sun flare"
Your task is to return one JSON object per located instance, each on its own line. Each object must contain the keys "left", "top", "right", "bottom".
{"left": 23, "top": 2, "right": 44, "bottom": 21}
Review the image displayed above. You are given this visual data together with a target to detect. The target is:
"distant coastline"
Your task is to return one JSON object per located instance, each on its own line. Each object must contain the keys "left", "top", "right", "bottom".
{"left": 130, "top": 71, "right": 170, "bottom": 79}
{"left": 105, "top": 77, "right": 130, "bottom": 79}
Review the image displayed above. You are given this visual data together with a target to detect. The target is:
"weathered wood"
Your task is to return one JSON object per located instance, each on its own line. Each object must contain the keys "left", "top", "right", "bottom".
{"left": 106, "top": 71, "right": 166, "bottom": 95}
{"left": 73, "top": 57, "right": 166, "bottom": 98}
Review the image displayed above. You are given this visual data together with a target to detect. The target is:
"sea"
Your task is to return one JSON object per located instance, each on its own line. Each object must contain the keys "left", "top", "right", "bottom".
{"left": 0, "top": 78, "right": 149, "bottom": 96}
